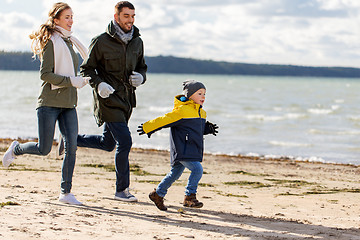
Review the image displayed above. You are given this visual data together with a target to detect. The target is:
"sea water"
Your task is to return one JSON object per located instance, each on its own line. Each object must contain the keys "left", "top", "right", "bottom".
{"left": 1, "top": 70, "right": 360, "bottom": 165}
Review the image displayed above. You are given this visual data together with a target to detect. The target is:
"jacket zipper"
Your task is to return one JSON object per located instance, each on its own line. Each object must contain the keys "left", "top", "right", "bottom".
{"left": 120, "top": 41, "right": 132, "bottom": 116}
{"left": 198, "top": 106, "right": 204, "bottom": 135}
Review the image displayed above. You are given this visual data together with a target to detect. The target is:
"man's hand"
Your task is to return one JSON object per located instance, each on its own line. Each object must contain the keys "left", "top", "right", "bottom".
{"left": 98, "top": 82, "right": 115, "bottom": 98}
{"left": 129, "top": 71, "right": 143, "bottom": 87}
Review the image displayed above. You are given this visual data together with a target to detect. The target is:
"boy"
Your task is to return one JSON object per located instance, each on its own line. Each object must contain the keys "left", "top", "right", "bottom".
{"left": 137, "top": 80, "right": 218, "bottom": 211}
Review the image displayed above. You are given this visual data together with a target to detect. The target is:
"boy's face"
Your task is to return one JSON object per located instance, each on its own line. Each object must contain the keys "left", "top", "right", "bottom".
{"left": 189, "top": 88, "right": 206, "bottom": 106}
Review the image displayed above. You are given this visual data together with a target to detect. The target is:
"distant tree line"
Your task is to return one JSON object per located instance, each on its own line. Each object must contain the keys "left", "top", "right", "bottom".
{"left": 1, "top": 51, "right": 359, "bottom": 78}
{"left": 0, "top": 51, "right": 40, "bottom": 70}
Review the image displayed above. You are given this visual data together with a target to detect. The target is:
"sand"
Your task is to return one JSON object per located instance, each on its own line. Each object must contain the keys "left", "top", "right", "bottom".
{"left": 0, "top": 138, "right": 359, "bottom": 240}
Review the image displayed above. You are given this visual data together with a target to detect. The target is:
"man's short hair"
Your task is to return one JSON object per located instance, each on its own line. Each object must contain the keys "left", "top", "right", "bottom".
{"left": 115, "top": 1, "right": 135, "bottom": 14}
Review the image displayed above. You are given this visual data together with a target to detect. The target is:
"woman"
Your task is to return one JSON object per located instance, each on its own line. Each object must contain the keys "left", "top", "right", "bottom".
{"left": 2, "top": 2, "right": 89, "bottom": 205}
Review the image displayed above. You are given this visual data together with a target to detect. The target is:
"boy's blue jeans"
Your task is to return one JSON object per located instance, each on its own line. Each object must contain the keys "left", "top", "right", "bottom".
{"left": 77, "top": 122, "right": 132, "bottom": 192}
{"left": 156, "top": 161, "right": 203, "bottom": 197}
{"left": 14, "top": 106, "right": 78, "bottom": 194}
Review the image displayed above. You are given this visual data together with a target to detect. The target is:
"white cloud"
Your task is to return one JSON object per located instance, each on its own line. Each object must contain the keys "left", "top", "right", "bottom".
{"left": 0, "top": 0, "right": 359, "bottom": 67}
{"left": 0, "top": 11, "right": 40, "bottom": 52}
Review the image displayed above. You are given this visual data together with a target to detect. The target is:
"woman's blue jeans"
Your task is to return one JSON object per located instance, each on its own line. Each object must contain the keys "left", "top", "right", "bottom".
{"left": 14, "top": 106, "right": 78, "bottom": 194}
{"left": 77, "top": 122, "right": 132, "bottom": 192}
{"left": 156, "top": 161, "right": 203, "bottom": 197}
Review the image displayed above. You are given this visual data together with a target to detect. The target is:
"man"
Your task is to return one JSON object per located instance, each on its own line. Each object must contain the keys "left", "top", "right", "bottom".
{"left": 78, "top": 1, "right": 147, "bottom": 202}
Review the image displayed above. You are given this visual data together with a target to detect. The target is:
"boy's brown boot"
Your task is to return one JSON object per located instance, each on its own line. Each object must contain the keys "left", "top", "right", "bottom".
{"left": 183, "top": 193, "right": 203, "bottom": 208}
{"left": 149, "top": 189, "right": 167, "bottom": 211}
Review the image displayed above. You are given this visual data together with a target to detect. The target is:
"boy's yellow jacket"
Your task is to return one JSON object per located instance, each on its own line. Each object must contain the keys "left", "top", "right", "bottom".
{"left": 143, "top": 95, "right": 212, "bottom": 165}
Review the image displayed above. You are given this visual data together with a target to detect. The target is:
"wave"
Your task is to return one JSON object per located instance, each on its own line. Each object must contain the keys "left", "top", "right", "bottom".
{"left": 334, "top": 99, "right": 345, "bottom": 104}
{"left": 269, "top": 141, "right": 311, "bottom": 147}
{"left": 307, "top": 105, "right": 339, "bottom": 115}
{"left": 245, "top": 152, "right": 328, "bottom": 164}
{"left": 245, "top": 113, "right": 306, "bottom": 122}
{"left": 295, "top": 156, "right": 327, "bottom": 164}
{"left": 347, "top": 115, "right": 360, "bottom": 122}
{"left": 149, "top": 106, "right": 172, "bottom": 113}
{"left": 309, "top": 128, "right": 360, "bottom": 135}
{"left": 336, "top": 130, "right": 360, "bottom": 135}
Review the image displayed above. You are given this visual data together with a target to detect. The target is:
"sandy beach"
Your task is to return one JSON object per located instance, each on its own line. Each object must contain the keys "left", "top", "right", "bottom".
{"left": 0, "top": 138, "right": 359, "bottom": 239}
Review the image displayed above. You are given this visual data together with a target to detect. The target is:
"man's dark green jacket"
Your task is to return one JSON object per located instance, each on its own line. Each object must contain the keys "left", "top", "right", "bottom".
{"left": 81, "top": 21, "right": 147, "bottom": 126}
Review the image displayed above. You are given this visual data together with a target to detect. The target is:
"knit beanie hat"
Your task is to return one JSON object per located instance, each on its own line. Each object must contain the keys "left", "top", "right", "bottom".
{"left": 182, "top": 80, "right": 206, "bottom": 98}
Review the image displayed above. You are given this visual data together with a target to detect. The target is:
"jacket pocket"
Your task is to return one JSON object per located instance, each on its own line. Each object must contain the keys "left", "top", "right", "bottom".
{"left": 181, "top": 132, "right": 203, "bottom": 159}
{"left": 103, "top": 93, "right": 129, "bottom": 111}
{"left": 104, "top": 53, "right": 123, "bottom": 72}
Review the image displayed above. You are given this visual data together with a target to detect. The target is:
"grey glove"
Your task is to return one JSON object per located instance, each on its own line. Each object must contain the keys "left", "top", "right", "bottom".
{"left": 98, "top": 82, "right": 115, "bottom": 98}
{"left": 70, "top": 76, "right": 90, "bottom": 89}
{"left": 129, "top": 71, "right": 143, "bottom": 87}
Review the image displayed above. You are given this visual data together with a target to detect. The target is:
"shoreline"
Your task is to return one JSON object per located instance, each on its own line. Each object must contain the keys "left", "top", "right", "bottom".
{"left": 1, "top": 138, "right": 360, "bottom": 239}
{"left": 1, "top": 137, "right": 359, "bottom": 167}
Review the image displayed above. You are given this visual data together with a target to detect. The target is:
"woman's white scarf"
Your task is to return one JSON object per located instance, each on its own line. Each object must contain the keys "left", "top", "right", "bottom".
{"left": 50, "top": 26, "right": 88, "bottom": 90}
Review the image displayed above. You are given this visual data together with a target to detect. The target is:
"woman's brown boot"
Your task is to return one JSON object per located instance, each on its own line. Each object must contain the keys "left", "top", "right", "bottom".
{"left": 183, "top": 193, "right": 203, "bottom": 208}
{"left": 149, "top": 189, "right": 167, "bottom": 211}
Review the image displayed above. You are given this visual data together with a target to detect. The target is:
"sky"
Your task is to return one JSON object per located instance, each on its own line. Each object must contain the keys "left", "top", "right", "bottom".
{"left": 1, "top": 0, "right": 360, "bottom": 68}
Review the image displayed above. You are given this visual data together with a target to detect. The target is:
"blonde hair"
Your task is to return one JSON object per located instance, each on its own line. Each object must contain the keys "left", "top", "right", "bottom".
{"left": 29, "top": 2, "right": 71, "bottom": 59}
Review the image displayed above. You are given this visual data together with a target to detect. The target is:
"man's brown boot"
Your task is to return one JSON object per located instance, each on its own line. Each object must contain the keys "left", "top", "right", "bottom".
{"left": 149, "top": 189, "right": 167, "bottom": 211}
{"left": 183, "top": 193, "right": 203, "bottom": 208}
